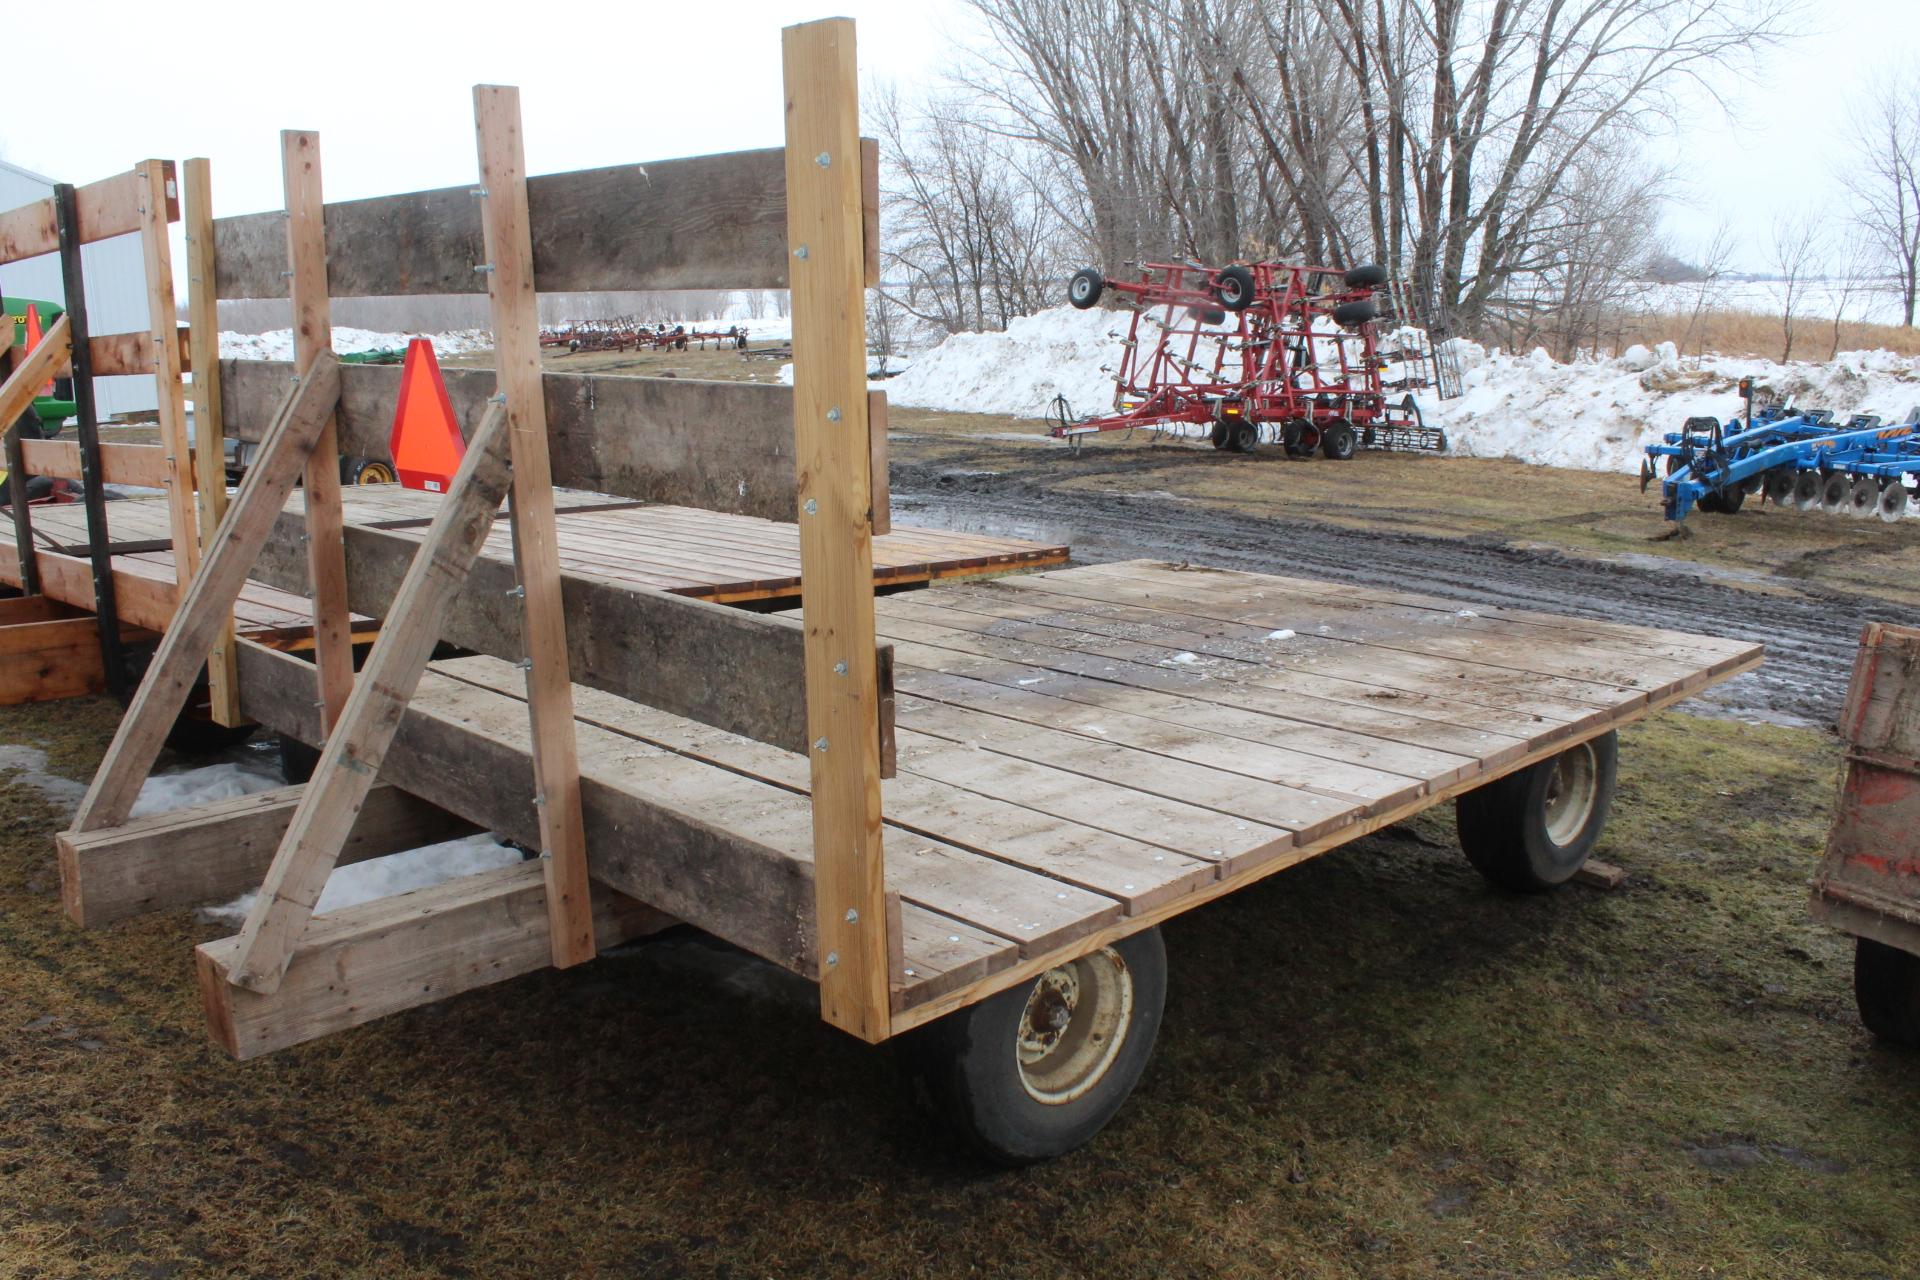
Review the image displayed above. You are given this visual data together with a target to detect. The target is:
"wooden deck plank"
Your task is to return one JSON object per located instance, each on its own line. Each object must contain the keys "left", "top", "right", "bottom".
{"left": 435, "top": 655, "right": 1210, "bottom": 916}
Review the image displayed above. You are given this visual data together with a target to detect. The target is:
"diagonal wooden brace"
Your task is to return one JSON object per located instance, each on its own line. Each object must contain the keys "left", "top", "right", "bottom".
{"left": 224, "top": 402, "right": 513, "bottom": 994}
{"left": 0, "top": 312, "right": 72, "bottom": 431}
{"left": 66, "top": 353, "right": 342, "bottom": 835}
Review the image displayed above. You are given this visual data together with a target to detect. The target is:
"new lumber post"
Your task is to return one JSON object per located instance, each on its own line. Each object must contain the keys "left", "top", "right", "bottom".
{"left": 784, "top": 17, "right": 891, "bottom": 1042}
{"left": 184, "top": 158, "right": 241, "bottom": 726}
{"left": 472, "top": 85, "right": 596, "bottom": 970}
{"left": 134, "top": 160, "right": 200, "bottom": 590}
{"left": 281, "top": 133, "right": 354, "bottom": 731}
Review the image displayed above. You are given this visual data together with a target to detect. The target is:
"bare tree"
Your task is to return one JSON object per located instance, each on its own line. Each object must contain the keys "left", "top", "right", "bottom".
{"left": 1769, "top": 208, "right": 1824, "bottom": 363}
{"left": 1841, "top": 70, "right": 1920, "bottom": 328}
{"left": 871, "top": 81, "right": 1072, "bottom": 334}
{"left": 1828, "top": 238, "right": 1877, "bottom": 359}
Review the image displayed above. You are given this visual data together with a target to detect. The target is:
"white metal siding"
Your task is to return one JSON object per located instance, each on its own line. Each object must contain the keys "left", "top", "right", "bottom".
{"left": 0, "top": 160, "right": 159, "bottom": 419}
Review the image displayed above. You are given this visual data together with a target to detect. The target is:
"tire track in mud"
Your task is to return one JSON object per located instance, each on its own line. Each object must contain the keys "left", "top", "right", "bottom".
{"left": 894, "top": 457, "right": 1920, "bottom": 729}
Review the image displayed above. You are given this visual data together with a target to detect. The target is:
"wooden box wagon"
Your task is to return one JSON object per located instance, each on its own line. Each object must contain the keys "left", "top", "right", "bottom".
{"left": 3, "top": 19, "right": 1761, "bottom": 1162}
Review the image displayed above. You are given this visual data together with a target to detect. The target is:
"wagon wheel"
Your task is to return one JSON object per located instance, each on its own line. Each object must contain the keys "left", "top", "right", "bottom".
{"left": 1455, "top": 732, "right": 1617, "bottom": 892}
{"left": 904, "top": 927, "right": 1167, "bottom": 1164}
{"left": 1854, "top": 937, "right": 1920, "bottom": 1046}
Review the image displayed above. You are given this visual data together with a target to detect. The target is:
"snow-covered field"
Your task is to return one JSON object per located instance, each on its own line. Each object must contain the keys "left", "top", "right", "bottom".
{"left": 217, "top": 327, "right": 493, "bottom": 361}
{"left": 884, "top": 304, "right": 1920, "bottom": 476}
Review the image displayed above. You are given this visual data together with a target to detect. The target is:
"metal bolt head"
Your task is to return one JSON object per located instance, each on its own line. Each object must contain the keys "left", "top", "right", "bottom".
{"left": 804, "top": 498, "right": 818, "bottom": 515}
{"left": 815, "top": 151, "right": 832, "bottom": 167}
{"left": 793, "top": 245, "right": 809, "bottom": 260}
{"left": 813, "top": 736, "right": 829, "bottom": 752}
{"left": 826, "top": 951, "right": 839, "bottom": 967}
{"left": 827, "top": 407, "right": 841, "bottom": 422}
{"left": 845, "top": 908, "right": 859, "bottom": 923}
{"left": 834, "top": 661, "right": 848, "bottom": 676}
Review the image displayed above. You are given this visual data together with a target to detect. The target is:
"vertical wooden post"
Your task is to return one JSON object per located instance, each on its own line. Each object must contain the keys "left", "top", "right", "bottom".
{"left": 472, "top": 86, "right": 596, "bottom": 970}
{"left": 783, "top": 18, "right": 890, "bottom": 1042}
{"left": 281, "top": 133, "right": 354, "bottom": 731}
{"left": 135, "top": 160, "right": 200, "bottom": 590}
{"left": 184, "top": 158, "right": 241, "bottom": 727}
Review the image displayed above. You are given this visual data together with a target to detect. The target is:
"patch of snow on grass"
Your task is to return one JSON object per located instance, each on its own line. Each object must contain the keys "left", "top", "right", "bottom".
{"left": 219, "top": 328, "right": 493, "bottom": 362}
{"left": 202, "top": 834, "right": 525, "bottom": 926}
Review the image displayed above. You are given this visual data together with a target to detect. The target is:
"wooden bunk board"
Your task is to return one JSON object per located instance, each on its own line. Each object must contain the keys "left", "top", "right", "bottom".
{"left": 234, "top": 558, "right": 1761, "bottom": 1024}
{"left": 0, "top": 486, "right": 1067, "bottom": 636}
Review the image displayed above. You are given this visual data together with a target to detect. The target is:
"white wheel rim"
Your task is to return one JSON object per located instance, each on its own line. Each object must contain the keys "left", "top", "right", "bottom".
{"left": 1015, "top": 947, "right": 1134, "bottom": 1105}
{"left": 1542, "top": 742, "right": 1600, "bottom": 847}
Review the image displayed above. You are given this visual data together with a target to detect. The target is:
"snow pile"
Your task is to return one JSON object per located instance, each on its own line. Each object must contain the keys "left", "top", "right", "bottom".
{"left": 1435, "top": 342, "right": 1920, "bottom": 473}
{"left": 885, "top": 306, "right": 1142, "bottom": 419}
{"left": 218, "top": 327, "right": 492, "bottom": 361}
{"left": 882, "top": 304, "right": 1920, "bottom": 475}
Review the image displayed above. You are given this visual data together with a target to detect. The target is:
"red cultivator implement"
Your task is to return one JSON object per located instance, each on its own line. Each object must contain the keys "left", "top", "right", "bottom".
{"left": 1051, "top": 261, "right": 1449, "bottom": 457}
{"left": 539, "top": 322, "right": 751, "bottom": 353}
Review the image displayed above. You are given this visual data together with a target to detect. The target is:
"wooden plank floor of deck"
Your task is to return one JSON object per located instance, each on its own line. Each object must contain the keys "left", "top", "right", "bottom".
{"left": 0, "top": 486, "right": 1069, "bottom": 638}
{"left": 226, "top": 558, "right": 1760, "bottom": 1019}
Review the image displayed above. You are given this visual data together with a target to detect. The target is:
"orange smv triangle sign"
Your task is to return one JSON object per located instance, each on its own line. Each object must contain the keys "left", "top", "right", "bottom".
{"left": 388, "top": 338, "right": 466, "bottom": 492}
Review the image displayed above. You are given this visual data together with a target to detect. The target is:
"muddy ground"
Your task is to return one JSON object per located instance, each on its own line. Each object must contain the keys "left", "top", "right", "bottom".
{"left": 6, "top": 390, "right": 1920, "bottom": 1277}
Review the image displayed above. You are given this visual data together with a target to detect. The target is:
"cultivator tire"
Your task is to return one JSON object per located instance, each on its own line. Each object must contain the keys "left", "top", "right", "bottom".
{"left": 905, "top": 927, "right": 1167, "bottom": 1164}
{"left": 1210, "top": 419, "right": 1231, "bottom": 450}
{"left": 1330, "top": 300, "right": 1377, "bottom": 329}
{"left": 1764, "top": 469, "right": 1797, "bottom": 507}
{"left": 1068, "top": 268, "right": 1105, "bottom": 310}
{"left": 1230, "top": 421, "right": 1259, "bottom": 453}
{"left": 1792, "top": 471, "right": 1824, "bottom": 511}
{"left": 1849, "top": 477, "right": 1881, "bottom": 518}
{"left": 1215, "top": 265, "right": 1256, "bottom": 311}
{"left": 1343, "top": 263, "right": 1389, "bottom": 288}
{"left": 1320, "top": 419, "right": 1357, "bottom": 461}
{"left": 1455, "top": 731, "right": 1617, "bottom": 893}
{"left": 1879, "top": 483, "right": 1910, "bottom": 523}
{"left": 1853, "top": 936, "right": 1920, "bottom": 1046}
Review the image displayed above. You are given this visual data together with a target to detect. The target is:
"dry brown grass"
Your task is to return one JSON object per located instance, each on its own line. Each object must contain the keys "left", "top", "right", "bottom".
{"left": 1607, "top": 308, "right": 1920, "bottom": 361}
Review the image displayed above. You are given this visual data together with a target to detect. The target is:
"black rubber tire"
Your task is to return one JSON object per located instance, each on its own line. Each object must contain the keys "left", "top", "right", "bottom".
{"left": 1331, "top": 300, "right": 1377, "bottom": 328}
{"left": 905, "top": 928, "right": 1167, "bottom": 1164}
{"left": 1231, "top": 421, "right": 1259, "bottom": 453}
{"left": 1195, "top": 307, "right": 1227, "bottom": 327}
{"left": 1214, "top": 265, "right": 1257, "bottom": 311}
{"left": 1455, "top": 731, "right": 1617, "bottom": 892}
{"left": 1855, "top": 937, "right": 1920, "bottom": 1046}
{"left": 1209, "top": 418, "right": 1231, "bottom": 450}
{"left": 343, "top": 457, "right": 396, "bottom": 485}
{"left": 1068, "top": 268, "right": 1104, "bottom": 310}
{"left": 1319, "top": 420, "right": 1357, "bottom": 461}
{"left": 1697, "top": 491, "right": 1728, "bottom": 514}
{"left": 1717, "top": 484, "right": 1746, "bottom": 514}
{"left": 1343, "top": 263, "right": 1389, "bottom": 288}
{"left": 277, "top": 733, "right": 320, "bottom": 784}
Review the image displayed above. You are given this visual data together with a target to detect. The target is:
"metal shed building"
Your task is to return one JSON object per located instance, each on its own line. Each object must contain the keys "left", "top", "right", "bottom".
{"left": 0, "top": 158, "right": 157, "bottom": 420}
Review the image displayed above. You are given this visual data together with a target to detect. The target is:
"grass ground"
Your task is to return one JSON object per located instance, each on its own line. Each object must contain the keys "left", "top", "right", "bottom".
{"left": 2, "top": 700, "right": 1916, "bottom": 1278}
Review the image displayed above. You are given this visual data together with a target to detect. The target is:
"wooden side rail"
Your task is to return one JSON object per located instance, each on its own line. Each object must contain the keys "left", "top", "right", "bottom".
{"left": 0, "top": 165, "right": 178, "bottom": 266}
{"left": 58, "top": 782, "right": 479, "bottom": 927}
{"left": 212, "top": 141, "right": 879, "bottom": 299}
{"left": 248, "top": 511, "right": 898, "bottom": 768}
{"left": 17, "top": 439, "right": 174, "bottom": 488}
{"left": 222, "top": 359, "right": 891, "bottom": 526}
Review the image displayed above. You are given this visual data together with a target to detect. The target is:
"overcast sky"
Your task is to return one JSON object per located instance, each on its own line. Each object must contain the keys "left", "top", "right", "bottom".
{"left": 4, "top": 0, "right": 1914, "bottom": 280}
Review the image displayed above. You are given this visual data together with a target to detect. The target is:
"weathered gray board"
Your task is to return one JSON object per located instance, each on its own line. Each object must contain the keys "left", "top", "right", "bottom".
{"left": 222, "top": 360, "right": 815, "bottom": 523}
{"left": 214, "top": 148, "right": 793, "bottom": 299}
{"left": 235, "top": 640, "right": 817, "bottom": 972}
{"left": 213, "top": 140, "right": 879, "bottom": 300}
{"left": 249, "top": 514, "right": 897, "bottom": 772}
